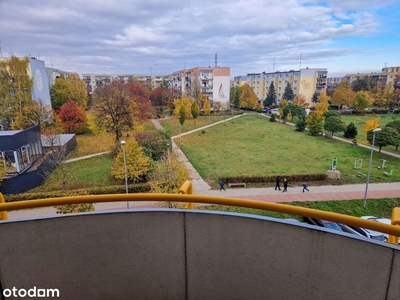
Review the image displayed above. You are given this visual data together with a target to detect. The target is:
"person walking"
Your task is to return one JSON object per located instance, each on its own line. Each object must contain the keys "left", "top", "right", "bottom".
{"left": 219, "top": 180, "right": 226, "bottom": 191}
{"left": 302, "top": 182, "right": 309, "bottom": 193}
{"left": 275, "top": 176, "right": 281, "bottom": 190}
{"left": 282, "top": 178, "right": 288, "bottom": 193}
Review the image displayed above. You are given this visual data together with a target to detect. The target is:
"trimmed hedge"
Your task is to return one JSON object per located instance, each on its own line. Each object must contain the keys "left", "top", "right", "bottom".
{"left": 220, "top": 173, "right": 328, "bottom": 184}
{"left": 4, "top": 183, "right": 151, "bottom": 202}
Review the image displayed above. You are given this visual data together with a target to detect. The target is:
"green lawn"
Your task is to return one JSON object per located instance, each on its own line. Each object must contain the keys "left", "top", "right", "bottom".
{"left": 159, "top": 115, "right": 232, "bottom": 136}
{"left": 179, "top": 114, "right": 400, "bottom": 184}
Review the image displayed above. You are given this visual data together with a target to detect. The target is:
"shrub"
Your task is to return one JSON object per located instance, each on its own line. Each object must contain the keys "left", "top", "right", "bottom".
{"left": 270, "top": 114, "right": 277, "bottom": 122}
{"left": 134, "top": 130, "right": 170, "bottom": 160}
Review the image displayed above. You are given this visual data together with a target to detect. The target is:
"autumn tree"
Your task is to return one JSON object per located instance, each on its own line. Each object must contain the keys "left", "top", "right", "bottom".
{"left": 383, "top": 82, "right": 395, "bottom": 108}
{"left": 149, "top": 154, "right": 189, "bottom": 207}
{"left": 111, "top": 139, "right": 150, "bottom": 183}
{"left": 174, "top": 96, "right": 192, "bottom": 118}
{"left": 92, "top": 81, "right": 135, "bottom": 142}
{"left": 364, "top": 119, "right": 380, "bottom": 136}
{"left": 123, "top": 79, "right": 152, "bottom": 123}
{"left": 278, "top": 99, "right": 289, "bottom": 120}
{"left": 306, "top": 112, "right": 324, "bottom": 135}
{"left": 239, "top": 84, "right": 257, "bottom": 109}
{"left": 332, "top": 80, "right": 353, "bottom": 107}
{"left": 264, "top": 82, "right": 276, "bottom": 107}
{"left": 50, "top": 73, "right": 88, "bottom": 110}
{"left": 351, "top": 76, "right": 376, "bottom": 92}
{"left": 203, "top": 98, "right": 211, "bottom": 115}
{"left": 324, "top": 116, "right": 346, "bottom": 137}
{"left": 10, "top": 98, "right": 53, "bottom": 130}
{"left": 58, "top": 99, "right": 88, "bottom": 134}
{"left": 312, "top": 92, "right": 318, "bottom": 104}
{"left": 0, "top": 55, "right": 34, "bottom": 130}
{"left": 293, "top": 93, "right": 307, "bottom": 106}
{"left": 352, "top": 91, "right": 371, "bottom": 112}
{"left": 315, "top": 91, "right": 329, "bottom": 114}
{"left": 149, "top": 87, "right": 166, "bottom": 115}
{"left": 282, "top": 82, "right": 295, "bottom": 102}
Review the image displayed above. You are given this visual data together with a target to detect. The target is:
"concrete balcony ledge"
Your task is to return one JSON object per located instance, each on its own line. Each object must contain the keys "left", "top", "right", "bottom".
{"left": 0, "top": 209, "right": 399, "bottom": 300}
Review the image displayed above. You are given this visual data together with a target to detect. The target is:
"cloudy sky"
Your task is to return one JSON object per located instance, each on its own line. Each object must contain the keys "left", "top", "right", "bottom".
{"left": 1, "top": 0, "right": 399, "bottom": 77}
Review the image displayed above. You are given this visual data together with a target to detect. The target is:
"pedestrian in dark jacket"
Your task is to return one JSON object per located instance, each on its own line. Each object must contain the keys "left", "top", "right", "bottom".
{"left": 275, "top": 176, "right": 281, "bottom": 190}
{"left": 219, "top": 180, "right": 226, "bottom": 191}
{"left": 302, "top": 182, "right": 309, "bottom": 193}
{"left": 282, "top": 178, "right": 288, "bottom": 193}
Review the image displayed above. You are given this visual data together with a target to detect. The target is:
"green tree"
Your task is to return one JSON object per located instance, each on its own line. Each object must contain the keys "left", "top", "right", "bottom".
{"left": 191, "top": 100, "right": 200, "bottom": 124}
{"left": 344, "top": 122, "right": 358, "bottom": 139}
{"left": 264, "top": 81, "right": 276, "bottom": 107}
{"left": 282, "top": 82, "right": 295, "bottom": 102}
{"left": 366, "top": 127, "right": 395, "bottom": 153}
{"left": 306, "top": 112, "right": 324, "bottom": 135}
{"left": 230, "top": 86, "right": 241, "bottom": 108}
{"left": 134, "top": 130, "right": 170, "bottom": 161}
{"left": 324, "top": 116, "right": 346, "bottom": 137}
{"left": 283, "top": 104, "right": 305, "bottom": 119}
{"left": 203, "top": 98, "right": 211, "bottom": 115}
{"left": 352, "top": 91, "right": 371, "bottom": 112}
{"left": 178, "top": 104, "right": 186, "bottom": 126}
{"left": 295, "top": 116, "right": 307, "bottom": 132}
{"left": 312, "top": 92, "right": 318, "bottom": 104}
{"left": 111, "top": 139, "right": 150, "bottom": 183}
{"left": 239, "top": 84, "right": 257, "bottom": 108}
{"left": 386, "top": 120, "right": 400, "bottom": 150}
{"left": 351, "top": 76, "right": 376, "bottom": 92}
{"left": 92, "top": 81, "right": 134, "bottom": 142}
{"left": 173, "top": 96, "right": 192, "bottom": 117}
{"left": 323, "top": 110, "right": 340, "bottom": 119}
{"left": 50, "top": 73, "right": 88, "bottom": 110}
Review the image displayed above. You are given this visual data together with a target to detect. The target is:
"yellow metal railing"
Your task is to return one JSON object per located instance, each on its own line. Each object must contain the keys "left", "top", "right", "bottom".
{"left": 0, "top": 193, "right": 8, "bottom": 221}
{"left": 1, "top": 180, "right": 400, "bottom": 245}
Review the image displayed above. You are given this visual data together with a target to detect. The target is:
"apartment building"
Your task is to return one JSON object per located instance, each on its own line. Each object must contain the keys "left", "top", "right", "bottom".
{"left": 82, "top": 73, "right": 171, "bottom": 94}
{"left": 171, "top": 67, "right": 230, "bottom": 109}
{"left": 46, "top": 67, "right": 74, "bottom": 87}
{"left": 236, "top": 68, "right": 328, "bottom": 106}
{"left": 345, "top": 66, "right": 400, "bottom": 87}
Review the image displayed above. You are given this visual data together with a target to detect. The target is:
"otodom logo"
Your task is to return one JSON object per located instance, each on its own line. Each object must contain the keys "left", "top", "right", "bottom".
{"left": 3, "top": 286, "right": 60, "bottom": 298}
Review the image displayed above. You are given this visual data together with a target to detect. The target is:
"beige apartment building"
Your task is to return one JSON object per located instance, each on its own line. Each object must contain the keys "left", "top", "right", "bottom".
{"left": 345, "top": 66, "right": 400, "bottom": 87}
{"left": 235, "top": 68, "right": 328, "bottom": 106}
{"left": 171, "top": 67, "right": 231, "bottom": 109}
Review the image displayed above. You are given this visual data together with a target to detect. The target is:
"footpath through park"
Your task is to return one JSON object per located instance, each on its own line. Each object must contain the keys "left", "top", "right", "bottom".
{"left": 6, "top": 115, "right": 400, "bottom": 219}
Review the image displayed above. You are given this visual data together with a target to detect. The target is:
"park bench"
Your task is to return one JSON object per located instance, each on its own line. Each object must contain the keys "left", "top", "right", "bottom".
{"left": 228, "top": 183, "right": 246, "bottom": 188}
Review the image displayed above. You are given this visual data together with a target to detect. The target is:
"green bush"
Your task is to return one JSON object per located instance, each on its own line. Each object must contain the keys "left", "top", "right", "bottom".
{"left": 270, "top": 114, "right": 277, "bottom": 122}
{"left": 219, "top": 173, "right": 327, "bottom": 184}
{"left": 4, "top": 183, "right": 151, "bottom": 202}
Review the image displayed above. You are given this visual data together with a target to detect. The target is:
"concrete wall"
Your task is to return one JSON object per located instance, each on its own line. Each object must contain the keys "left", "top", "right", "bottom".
{"left": 0, "top": 210, "right": 399, "bottom": 300}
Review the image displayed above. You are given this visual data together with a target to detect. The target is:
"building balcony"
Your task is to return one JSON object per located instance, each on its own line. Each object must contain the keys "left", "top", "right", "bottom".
{"left": 1, "top": 190, "right": 400, "bottom": 299}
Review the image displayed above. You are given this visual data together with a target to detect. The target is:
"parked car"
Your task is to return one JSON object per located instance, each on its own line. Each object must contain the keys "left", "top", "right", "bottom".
{"left": 302, "top": 217, "right": 343, "bottom": 232}
{"left": 388, "top": 108, "right": 399, "bottom": 114}
{"left": 339, "top": 224, "right": 386, "bottom": 242}
{"left": 361, "top": 216, "right": 392, "bottom": 239}
{"left": 262, "top": 107, "right": 271, "bottom": 114}
{"left": 269, "top": 108, "right": 279, "bottom": 116}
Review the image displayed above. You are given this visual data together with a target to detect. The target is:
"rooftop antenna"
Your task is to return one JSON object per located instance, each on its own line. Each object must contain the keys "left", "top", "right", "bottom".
{"left": 215, "top": 54, "right": 217, "bottom": 68}
{"left": 300, "top": 54, "right": 302, "bottom": 70}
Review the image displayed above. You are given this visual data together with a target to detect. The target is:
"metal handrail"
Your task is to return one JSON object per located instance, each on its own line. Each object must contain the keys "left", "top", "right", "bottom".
{"left": 1, "top": 181, "right": 399, "bottom": 244}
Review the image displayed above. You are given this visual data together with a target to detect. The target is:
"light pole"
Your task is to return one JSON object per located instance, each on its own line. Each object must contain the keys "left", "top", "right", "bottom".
{"left": 178, "top": 116, "right": 181, "bottom": 145}
{"left": 363, "top": 127, "right": 381, "bottom": 208}
{"left": 120, "top": 140, "right": 129, "bottom": 209}
{"left": 166, "top": 142, "right": 170, "bottom": 157}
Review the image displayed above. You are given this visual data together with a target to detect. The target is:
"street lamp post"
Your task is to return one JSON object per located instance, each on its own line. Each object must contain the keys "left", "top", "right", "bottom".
{"left": 120, "top": 140, "right": 129, "bottom": 209}
{"left": 166, "top": 142, "right": 170, "bottom": 157}
{"left": 363, "top": 127, "right": 381, "bottom": 208}
{"left": 178, "top": 116, "right": 181, "bottom": 145}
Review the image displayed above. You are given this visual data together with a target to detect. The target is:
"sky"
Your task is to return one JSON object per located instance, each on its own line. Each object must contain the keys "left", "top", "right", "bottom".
{"left": 0, "top": 0, "right": 399, "bottom": 78}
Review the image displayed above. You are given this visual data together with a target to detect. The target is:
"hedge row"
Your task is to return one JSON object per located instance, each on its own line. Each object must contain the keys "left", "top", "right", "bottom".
{"left": 220, "top": 173, "right": 328, "bottom": 184}
{"left": 4, "top": 183, "right": 151, "bottom": 202}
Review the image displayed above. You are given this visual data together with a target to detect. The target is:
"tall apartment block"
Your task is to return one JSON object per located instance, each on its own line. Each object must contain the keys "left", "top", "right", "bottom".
{"left": 171, "top": 67, "right": 230, "bottom": 109}
{"left": 82, "top": 73, "right": 171, "bottom": 94}
{"left": 235, "top": 68, "right": 328, "bottom": 106}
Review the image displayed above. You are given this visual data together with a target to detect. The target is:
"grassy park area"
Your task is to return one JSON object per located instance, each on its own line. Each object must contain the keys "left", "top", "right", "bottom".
{"left": 177, "top": 114, "right": 400, "bottom": 185}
